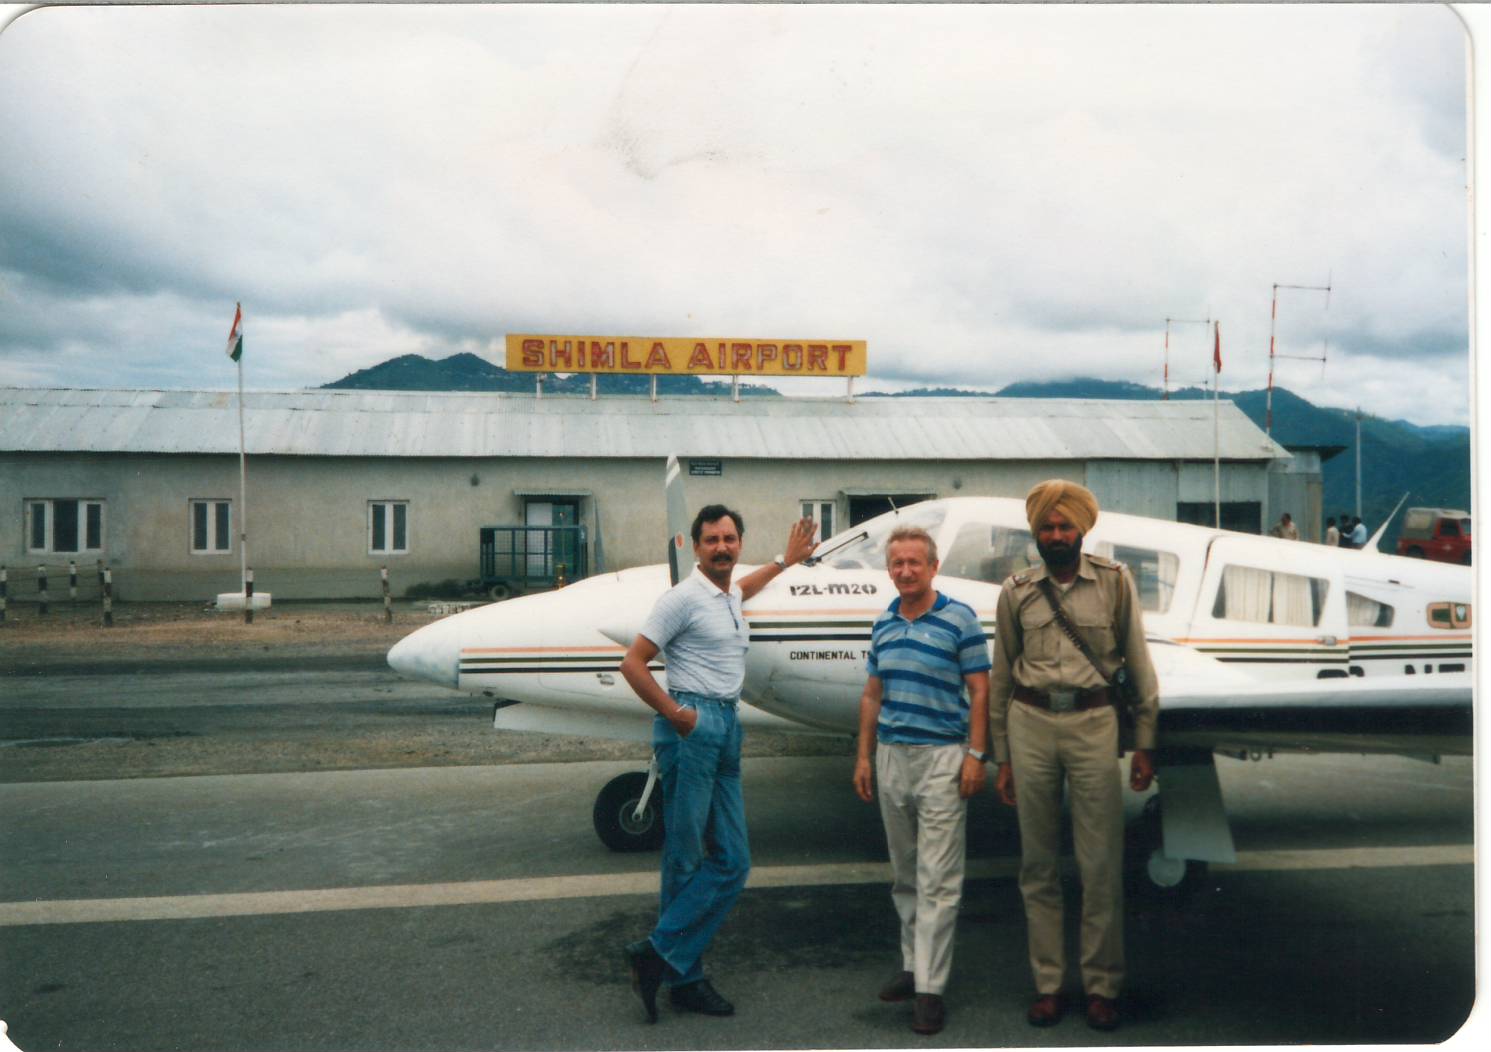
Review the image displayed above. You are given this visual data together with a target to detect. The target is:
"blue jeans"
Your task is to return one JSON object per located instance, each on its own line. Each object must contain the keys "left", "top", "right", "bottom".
{"left": 649, "top": 691, "right": 750, "bottom": 986}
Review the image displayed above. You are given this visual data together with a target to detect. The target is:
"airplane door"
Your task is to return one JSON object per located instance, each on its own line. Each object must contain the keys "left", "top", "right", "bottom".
{"left": 1185, "top": 536, "right": 1350, "bottom": 680}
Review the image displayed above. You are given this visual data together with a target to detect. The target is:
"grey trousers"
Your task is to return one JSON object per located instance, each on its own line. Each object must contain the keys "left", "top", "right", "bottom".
{"left": 876, "top": 741, "right": 968, "bottom": 996}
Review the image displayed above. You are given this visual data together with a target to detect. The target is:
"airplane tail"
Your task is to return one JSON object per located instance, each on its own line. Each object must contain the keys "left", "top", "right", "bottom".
{"left": 1364, "top": 492, "right": 1410, "bottom": 552}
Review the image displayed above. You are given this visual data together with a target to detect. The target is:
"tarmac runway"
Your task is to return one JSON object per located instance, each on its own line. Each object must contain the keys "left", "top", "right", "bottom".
{"left": 0, "top": 667, "right": 1479, "bottom": 1050}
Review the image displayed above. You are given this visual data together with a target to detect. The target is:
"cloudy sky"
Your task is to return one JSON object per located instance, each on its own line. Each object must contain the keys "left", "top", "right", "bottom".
{"left": 0, "top": 3, "right": 1471, "bottom": 425}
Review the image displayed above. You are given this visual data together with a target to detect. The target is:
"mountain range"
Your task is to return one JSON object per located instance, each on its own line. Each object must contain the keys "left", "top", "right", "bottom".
{"left": 324, "top": 354, "right": 1469, "bottom": 536}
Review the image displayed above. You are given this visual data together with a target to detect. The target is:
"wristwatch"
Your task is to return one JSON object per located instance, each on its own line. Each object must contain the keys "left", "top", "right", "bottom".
{"left": 773, "top": 553, "right": 787, "bottom": 569}
{"left": 966, "top": 746, "right": 988, "bottom": 763}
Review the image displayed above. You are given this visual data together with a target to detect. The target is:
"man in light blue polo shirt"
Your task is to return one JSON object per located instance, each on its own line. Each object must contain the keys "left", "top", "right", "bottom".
{"left": 853, "top": 524, "right": 991, "bottom": 1036}
{"left": 620, "top": 503, "right": 815, "bottom": 1023}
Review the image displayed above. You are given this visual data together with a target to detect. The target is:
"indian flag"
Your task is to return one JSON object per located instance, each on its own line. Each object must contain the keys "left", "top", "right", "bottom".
{"left": 225, "top": 303, "right": 244, "bottom": 362}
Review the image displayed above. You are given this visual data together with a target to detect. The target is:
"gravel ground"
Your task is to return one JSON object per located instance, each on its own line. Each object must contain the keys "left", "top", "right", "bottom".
{"left": 0, "top": 599, "right": 434, "bottom": 673}
{"left": 1, "top": 600, "right": 852, "bottom": 781}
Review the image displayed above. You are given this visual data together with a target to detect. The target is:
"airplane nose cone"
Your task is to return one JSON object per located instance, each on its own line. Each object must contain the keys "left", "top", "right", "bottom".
{"left": 387, "top": 621, "right": 460, "bottom": 689}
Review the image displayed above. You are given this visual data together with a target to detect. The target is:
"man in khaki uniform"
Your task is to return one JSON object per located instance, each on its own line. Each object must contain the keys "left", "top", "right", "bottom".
{"left": 989, "top": 480, "right": 1159, "bottom": 1032}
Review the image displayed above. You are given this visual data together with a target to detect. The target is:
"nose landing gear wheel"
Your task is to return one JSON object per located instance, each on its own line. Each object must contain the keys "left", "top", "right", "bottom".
{"left": 593, "top": 771, "right": 665, "bottom": 852}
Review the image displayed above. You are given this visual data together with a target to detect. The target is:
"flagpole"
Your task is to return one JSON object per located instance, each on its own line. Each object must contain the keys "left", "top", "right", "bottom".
{"left": 237, "top": 351, "right": 248, "bottom": 597}
{"left": 1213, "top": 321, "right": 1221, "bottom": 529}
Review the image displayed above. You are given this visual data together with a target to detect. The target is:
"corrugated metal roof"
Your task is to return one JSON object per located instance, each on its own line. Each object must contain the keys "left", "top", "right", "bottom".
{"left": 0, "top": 387, "right": 1288, "bottom": 462}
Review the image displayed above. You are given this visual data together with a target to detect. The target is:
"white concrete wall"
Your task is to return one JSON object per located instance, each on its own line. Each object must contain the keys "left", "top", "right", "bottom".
{"left": 1, "top": 451, "right": 1277, "bottom": 600}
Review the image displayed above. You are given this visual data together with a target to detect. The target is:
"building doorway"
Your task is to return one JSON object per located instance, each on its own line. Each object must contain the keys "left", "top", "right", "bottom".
{"left": 847, "top": 493, "right": 936, "bottom": 528}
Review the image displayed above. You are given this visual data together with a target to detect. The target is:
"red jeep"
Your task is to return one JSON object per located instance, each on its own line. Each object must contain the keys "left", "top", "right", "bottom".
{"left": 1396, "top": 507, "right": 1472, "bottom": 564}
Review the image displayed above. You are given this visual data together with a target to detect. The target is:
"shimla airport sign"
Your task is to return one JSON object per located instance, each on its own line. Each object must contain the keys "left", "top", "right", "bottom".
{"left": 505, "top": 335, "right": 867, "bottom": 376}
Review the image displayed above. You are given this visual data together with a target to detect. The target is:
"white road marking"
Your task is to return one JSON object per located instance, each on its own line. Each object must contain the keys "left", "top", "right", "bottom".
{"left": 0, "top": 845, "right": 1471, "bottom": 927}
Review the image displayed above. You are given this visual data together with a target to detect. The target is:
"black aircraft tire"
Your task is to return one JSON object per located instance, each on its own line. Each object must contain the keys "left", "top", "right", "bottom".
{"left": 593, "top": 771, "right": 665, "bottom": 853}
{"left": 1126, "top": 798, "right": 1209, "bottom": 901}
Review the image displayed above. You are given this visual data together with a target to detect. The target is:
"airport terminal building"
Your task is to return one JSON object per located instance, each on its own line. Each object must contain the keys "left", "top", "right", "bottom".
{"left": 0, "top": 387, "right": 1295, "bottom": 601}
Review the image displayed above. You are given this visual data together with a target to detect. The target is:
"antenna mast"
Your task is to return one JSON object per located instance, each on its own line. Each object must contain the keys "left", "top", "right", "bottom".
{"left": 1163, "top": 316, "right": 1211, "bottom": 398}
{"left": 1266, "top": 276, "right": 1332, "bottom": 434}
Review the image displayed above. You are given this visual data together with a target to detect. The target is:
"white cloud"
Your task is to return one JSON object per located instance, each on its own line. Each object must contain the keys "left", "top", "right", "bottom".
{"left": 0, "top": 3, "right": 1469, "bottom": 426}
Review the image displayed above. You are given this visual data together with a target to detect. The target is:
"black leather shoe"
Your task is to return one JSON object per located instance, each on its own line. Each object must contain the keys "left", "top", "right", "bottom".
{"left": 669, "top": 979, "right": 735, "bottom": 1016}
{"left": 911, "top": 994, "right": 945, "bottom": 1035}
{"left": 624, "top": 940, "right": 666, "bottom": 1023}
{"left": 879, "top": 970, "right": 915, "bottom": 1002}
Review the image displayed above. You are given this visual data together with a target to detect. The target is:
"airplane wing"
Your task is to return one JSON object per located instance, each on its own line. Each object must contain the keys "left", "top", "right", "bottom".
{"left": 1156, "top": 675, "right": 1471, "bottom": 758}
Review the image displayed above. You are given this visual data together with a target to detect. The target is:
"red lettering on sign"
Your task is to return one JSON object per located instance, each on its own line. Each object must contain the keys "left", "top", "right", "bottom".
{"left": 832, "top": 344, "right": 852, "bottom": 371}
{"left": 732, "top": 343, "right": 754, "bottom": 371}
{"left": 807, "top": 344, "right": 829, "bottom": 372}
{"left": 550, "top": 340, "right": 574, "bottom": 370}
{"left": 756, "top": 344, "right": 778, "bottom": 370}
{"left": 622, "top": 343, "right": 643, "bottom": 369}
{"left": 522, "top": 339, "right": 544, "bottom": 368}
{"left": 782, "top": 344, "right": 804, "bottom": 371}
{"left": 645, "top": 343, "right": 672, "bottom": 370}
{"left": 688, "top": 343, "right": 713, "bottom": 370}
{"left": 588, "top": 342, "right": 616, "bottom": 369}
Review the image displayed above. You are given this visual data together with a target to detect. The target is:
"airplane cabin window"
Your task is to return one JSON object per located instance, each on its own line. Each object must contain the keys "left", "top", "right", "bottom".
{"left": 939, "top": 521, "right": 1038, "bottom": 584}
{"left": 1346, "top": 591, "right": 1395, "bottom": 628}
{"left": 1426, "top": 602, "right": 1471, "bottom": 629}
{"left": 1211, "top": 565, "right": 1329, "bottom": 627}
{"left": 827, "top": 503, "right": 948, "bottom": 570}
{"left": 1090, "top": 542, "right": 1178, "bottom": 613}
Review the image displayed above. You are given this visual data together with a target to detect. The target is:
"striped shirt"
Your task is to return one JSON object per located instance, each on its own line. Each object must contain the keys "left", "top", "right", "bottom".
{"left": 640, "top": 566, "right": 750, "bottom": 698}
{"left": 867, "top": 592, "right": 991, "bottom": 745}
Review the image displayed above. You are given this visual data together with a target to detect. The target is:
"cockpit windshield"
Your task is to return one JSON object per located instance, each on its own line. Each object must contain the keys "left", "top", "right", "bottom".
{"left": 820, "top": 502, "right": 949, "bottom": 570}
{"left": 939, "top": 519, "right": 1040, "bottom": 585}
{"left": 813, "top": 499, "right": 1177, "bottom": 612}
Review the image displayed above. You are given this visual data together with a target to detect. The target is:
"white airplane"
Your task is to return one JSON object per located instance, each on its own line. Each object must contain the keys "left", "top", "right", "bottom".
{"left": 388, "top": 460, "right": 1472, "bottom": 894}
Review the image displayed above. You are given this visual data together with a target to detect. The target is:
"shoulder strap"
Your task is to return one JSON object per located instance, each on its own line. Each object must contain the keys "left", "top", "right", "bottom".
{"left": 1035, "top": 577, "right": 1114, "bottom": 686}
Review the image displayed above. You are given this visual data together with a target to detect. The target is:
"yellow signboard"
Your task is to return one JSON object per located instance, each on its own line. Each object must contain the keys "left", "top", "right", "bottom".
{"left": 505, "top": 335, "right": 867, "bottom": 377}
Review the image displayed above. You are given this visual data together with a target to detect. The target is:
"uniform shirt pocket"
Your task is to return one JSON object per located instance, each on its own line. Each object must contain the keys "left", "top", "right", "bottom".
{"left": 1018, "top": 603, "right": 1059, "bottom": 661}
{"left": 1071, "top": 608, "right": 1117, "bottom": 661}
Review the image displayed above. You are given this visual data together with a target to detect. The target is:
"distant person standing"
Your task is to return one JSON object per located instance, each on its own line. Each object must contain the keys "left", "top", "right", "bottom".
{"left": 619, "top": 506, "right": 815, "bottom": 1023}
{"left": 1338, "top": 513, "right": 1357, "bottom": 548}
{"left": 1324, "top": 517, "right": 1340, "bottom": 547}
{"left": 853, "top": 525, "right": 991, "bottom": 1036}
{"left": 1350, "top": 516, "right": 1369, "bottom": 549}
{"left": 1276, "top": 513, "right": 1299, "bottom": 541}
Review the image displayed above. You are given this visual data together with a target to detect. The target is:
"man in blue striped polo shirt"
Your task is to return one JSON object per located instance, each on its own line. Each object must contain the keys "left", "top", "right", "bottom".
{"left": 853, "top": 524, "right": 991, "bottom": 1036}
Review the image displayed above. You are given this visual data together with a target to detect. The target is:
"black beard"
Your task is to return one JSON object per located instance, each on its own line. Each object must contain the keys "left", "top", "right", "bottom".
{"left": 1037, "top": 536, "right": 1082, "bottom": 571}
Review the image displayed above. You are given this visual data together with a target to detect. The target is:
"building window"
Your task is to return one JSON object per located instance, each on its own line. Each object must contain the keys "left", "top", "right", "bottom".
{"left": 24, "top": 499, "right": 104, "bottom": 555}
{"left": 369, "top": 501, "right": 409, "bottom": 554}
{"left": 800, "top": 500, "right": 835, "bottom": 542}
{"left": 191, "top": 500, "right": 233, "bottom": 554}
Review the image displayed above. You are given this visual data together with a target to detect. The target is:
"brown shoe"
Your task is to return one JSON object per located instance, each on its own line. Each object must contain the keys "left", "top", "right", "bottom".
{"left": 1026, "top": 993, "right": 1065, "bottom": 1027}
{"left": 911, "top": 993, "right": 945, "bottom": 1035}
{"left": 1086, "top": 995, "right": 1120, "bottom": 1031}
{"left": 878, "top": 970, "right": 915, "bottom": 1002}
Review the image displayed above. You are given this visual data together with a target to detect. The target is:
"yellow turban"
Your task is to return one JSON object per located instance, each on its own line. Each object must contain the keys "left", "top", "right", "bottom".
{"left": 1025, "top": 479, "right": 1099, "bottom": 535}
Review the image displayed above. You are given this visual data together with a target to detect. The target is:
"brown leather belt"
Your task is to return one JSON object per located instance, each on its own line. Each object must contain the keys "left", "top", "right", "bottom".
{"left": 1013, "top": 684, "right": 1112, "bottom": 713}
